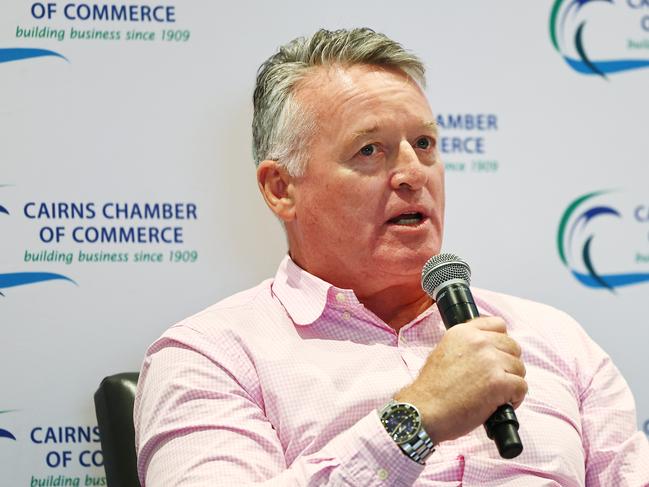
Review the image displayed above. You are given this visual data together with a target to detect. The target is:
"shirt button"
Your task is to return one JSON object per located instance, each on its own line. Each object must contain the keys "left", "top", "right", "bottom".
{"left": 377, "top": 468, "right": 389, "bottom": 480}
{"left": 335, "top": 292, "right": 346, "bottom": 303}
{"left": 342, "top": 311, "right": 351, "bottom": 321}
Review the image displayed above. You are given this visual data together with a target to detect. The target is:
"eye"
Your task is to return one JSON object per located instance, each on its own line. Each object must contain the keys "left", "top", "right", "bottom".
{"left": 359, "top": 144, "right": 378, "bottom": 157}
{"left": 415, "top": 136, "right": 434, "bottom": 150}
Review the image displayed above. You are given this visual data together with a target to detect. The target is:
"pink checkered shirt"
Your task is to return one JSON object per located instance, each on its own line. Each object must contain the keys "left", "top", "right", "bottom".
{"left": 134, "top": 255, "right": 649, "bottom": 486}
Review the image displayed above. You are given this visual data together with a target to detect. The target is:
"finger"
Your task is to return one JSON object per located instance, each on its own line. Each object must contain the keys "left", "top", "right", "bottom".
{"left": 485, "top": 332, "right": 522, "bottom": 357}
{"left": 507, "top": 376, "right": 528, "bottom": 408}
{"left": 501, "top": 353, "right": 526, "bottom": 378}
{"left": 467, "top": 316, "right": 507, "bottom": 333}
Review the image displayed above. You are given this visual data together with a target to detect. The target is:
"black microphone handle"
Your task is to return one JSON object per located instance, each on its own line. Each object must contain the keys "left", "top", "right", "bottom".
{"left": 436, "top": 283, "right": 523, "bottom": 459}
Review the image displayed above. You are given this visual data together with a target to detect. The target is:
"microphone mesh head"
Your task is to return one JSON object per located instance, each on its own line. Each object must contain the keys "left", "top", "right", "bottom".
{"left": 421, "top": 253, "right": 471, "bottom": 298}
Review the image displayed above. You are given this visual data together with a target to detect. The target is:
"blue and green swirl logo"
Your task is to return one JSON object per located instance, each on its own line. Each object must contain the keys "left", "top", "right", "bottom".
{"left": 550, "top": 0, "right": 649, "bottom": 77}
{"left": 0, "top": 48, "right": 66, "bottom": 65}
{"left": 557, "top": 190, "right": 649, "bottom": 290}
{"left": 0, "top": 186, "right": 74, "bottom": 296}
{"left": 0, "top": 410, "right": 17, "bottom": 441}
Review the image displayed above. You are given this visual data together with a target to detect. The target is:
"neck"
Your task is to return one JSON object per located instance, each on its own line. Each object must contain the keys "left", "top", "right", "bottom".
{"left": 287, "top": 245, "right": 433, "bottom": 331}
{"left": 357, "top": 285, "right": 433, "bottom": 331}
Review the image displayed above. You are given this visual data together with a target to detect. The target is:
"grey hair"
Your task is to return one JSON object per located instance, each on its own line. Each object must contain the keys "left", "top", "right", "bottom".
{"left": 252, "top": 28, "right": 426, "bottom": 176}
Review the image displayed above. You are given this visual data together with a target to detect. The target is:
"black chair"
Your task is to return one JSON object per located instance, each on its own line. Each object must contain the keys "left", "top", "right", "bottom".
{"left": 94, "top": 372, "right": 141, "bottom": 487}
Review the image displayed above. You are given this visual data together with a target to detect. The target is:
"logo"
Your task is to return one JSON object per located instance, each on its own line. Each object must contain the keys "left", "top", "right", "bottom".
{"left": 2, "top": 1, "right": 188, "bottom": 67}
{"left": 0, "top": 48, "right": 66, "bottom": 65}
{"left": 557, "top": 190, "right": 649, "bottom": 290}
{"left": 1, "top": 185, "right": 200, "bottom": 296}
{"left": 0, "top": 186, "right": 74, "bottom": 296}
{"left": 0, "top": 410, "right": 17, "bottom": 441}
{"left": 550, "top": 0, "right": 649, "bottom": 77}
{"left": 1, "top": 420, "right": 107, "bottom": 484}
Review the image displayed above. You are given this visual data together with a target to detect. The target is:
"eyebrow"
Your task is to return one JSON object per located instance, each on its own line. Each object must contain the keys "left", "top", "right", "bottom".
{"left": 351, "top": 120, "right": 438, "bottom": 142}
{"left": 422, "top": 120, "right": 439, "bottom": 136}
{"left": 351, "top": 125, "right": 381, "bottom": 141}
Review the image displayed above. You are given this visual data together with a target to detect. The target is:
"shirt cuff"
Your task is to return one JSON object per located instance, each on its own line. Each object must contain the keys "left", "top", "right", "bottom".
{"left": 323, "top": 410, "right": 425, "bottom": 486}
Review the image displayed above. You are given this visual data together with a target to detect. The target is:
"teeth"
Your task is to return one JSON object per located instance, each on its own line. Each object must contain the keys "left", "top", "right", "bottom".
{"left": 390, "top": 212, "right": 423, "bottom": 225}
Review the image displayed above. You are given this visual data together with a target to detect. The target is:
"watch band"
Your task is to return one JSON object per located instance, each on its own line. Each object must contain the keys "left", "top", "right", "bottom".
{"left": 379, "top": 400, "right": 435, "bottom": 465}
{"left": 400, "top": 427, "right": 435, "bottom": 464}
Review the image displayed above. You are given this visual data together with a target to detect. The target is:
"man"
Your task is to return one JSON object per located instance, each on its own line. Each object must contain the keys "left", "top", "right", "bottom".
{"left": 134, "top": 28, "right": 649, "bottom": 485}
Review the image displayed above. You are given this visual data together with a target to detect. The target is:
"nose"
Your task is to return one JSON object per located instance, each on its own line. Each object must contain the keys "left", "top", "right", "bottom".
{"left": 389, "top": 140, "right": 428, "bottom": 191}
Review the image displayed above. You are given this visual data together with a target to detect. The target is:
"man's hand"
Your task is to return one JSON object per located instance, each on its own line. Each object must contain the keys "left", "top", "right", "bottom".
{"left": 394, "top": 316, "right": 527, "bottom": 444}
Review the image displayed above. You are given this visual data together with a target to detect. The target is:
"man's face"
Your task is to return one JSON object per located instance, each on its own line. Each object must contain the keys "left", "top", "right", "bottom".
{"left": 284, "top": 64, "right": 445, "bottom": 295}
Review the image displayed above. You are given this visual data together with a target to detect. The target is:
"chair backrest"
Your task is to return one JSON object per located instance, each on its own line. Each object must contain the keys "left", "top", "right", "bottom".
{"left": 94, "top": 372, "right": 141, "bottom": 487}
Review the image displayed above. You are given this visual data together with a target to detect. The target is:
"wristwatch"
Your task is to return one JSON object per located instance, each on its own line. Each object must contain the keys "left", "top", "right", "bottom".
{"left": 378, "top": 400, "right": 435, "bottom": 464}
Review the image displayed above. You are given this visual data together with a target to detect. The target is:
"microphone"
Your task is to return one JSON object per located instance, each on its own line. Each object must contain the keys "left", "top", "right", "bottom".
{"left": 421, "top": 253, "right": 523, "bottom": 459}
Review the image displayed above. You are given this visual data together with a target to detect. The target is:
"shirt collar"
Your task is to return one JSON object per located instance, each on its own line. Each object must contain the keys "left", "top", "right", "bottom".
{"left": 272, "top": 255, "right": 352, "bottom": 326}
{"left": 271, "top": 254, "right": 438, "bottom": 329}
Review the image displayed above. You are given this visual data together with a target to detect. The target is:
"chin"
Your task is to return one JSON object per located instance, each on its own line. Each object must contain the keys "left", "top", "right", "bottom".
{"left": 375, "top": 248, "right": 438, "bottom": 276}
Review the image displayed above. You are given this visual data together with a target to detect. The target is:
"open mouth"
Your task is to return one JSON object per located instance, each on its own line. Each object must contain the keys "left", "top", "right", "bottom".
{"left": 387, "top": 212, "right": 425, "bottom": 225}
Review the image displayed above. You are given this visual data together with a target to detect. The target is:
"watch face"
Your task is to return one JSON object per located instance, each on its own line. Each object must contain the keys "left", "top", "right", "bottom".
{"left": 381, "top": 403, "right": 421, "bottom": 444}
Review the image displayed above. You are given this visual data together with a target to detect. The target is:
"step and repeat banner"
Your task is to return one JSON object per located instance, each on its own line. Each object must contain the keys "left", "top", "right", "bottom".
{"left": 1, "top": 0, "right": 648, "bottom": 484}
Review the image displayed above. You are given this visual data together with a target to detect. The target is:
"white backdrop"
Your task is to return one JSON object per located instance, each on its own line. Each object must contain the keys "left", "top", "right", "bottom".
{"left": 1, "top": 1, "right": 648, "bottom": 484}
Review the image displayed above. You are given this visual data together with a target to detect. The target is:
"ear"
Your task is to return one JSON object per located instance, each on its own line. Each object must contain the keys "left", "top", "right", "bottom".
{"left": 256, "top": 160, "right": 296, "bottom": 222}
